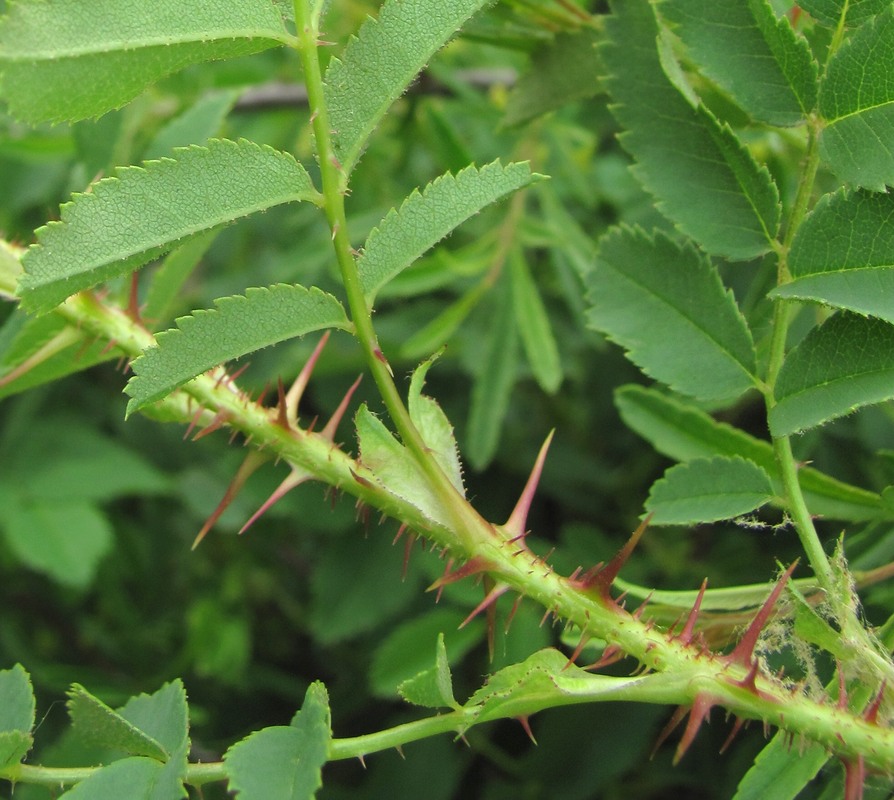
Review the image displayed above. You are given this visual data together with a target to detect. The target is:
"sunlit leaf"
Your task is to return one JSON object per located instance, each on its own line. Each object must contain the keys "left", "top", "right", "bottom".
{"left": 0, "top": 0, "right": 289, "bottom": 123}
{"left": 19, "top": 140, "right": 319, "bottom": 313}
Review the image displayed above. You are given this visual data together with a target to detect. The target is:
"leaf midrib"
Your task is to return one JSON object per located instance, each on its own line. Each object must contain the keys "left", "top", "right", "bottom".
{"left": 2, "top": 29, "right": 294, "bottom": 60}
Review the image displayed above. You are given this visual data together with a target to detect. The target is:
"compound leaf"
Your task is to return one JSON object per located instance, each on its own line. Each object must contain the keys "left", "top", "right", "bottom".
{"left": 325, "top": 0, "right": 494, "bottom": 174}
{"left": 18, "top": 140, "right": 319, "bottom": 314}
{"left": 225, "top": 682, "right": 330, "bottom": 800}
{"left": 0, "top": 0, "right": 289, "bottom": 124}
{"left": 615, "top": 384, "right": 885, "bottom": 521}
{"left": 770, "top": 313, "right": 894, "bottom": 436}
{"left": 773, "top": 189, "right": 894, "bottom": 321}
{"left": 586, "top": 227, "right": 757, "bottom": 403}
{"left": 658, "top": 0, "right": 817, "bottom": 126}
{"left": 601, "top": 0, "right": 780, "bottom": 258}
{"left": 126, "top": 285, "right": 350, "bottom": 414}
{"left": 645, "top": 456, "right": 775, "bottom": 525}
{"left": 819, "top": 6, "right": 894, "bottom": 190}
{"left": 359, "top": 161, "right": 540, "bottom": 304}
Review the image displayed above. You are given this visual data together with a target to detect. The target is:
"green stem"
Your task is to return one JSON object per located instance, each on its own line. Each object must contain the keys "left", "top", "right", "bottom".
{"left": 291, "top": 0, "right": 488, "bottom": 549}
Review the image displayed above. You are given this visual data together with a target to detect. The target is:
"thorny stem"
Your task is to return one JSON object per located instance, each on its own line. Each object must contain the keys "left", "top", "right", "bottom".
{"left": 5, "top": 267, "right": 894, "bottom": 785}
{"left": 292, "top": 0, "right": 488, "bottom": 550}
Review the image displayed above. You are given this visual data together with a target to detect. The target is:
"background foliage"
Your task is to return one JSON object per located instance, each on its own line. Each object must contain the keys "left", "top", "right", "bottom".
{"left": 2, "top": 0, "right": 894, "bottom": 797}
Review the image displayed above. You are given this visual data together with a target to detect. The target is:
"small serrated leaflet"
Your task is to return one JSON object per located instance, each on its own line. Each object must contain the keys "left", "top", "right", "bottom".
{"left": 325, "top": 0, "right": 496, "bottom": 173}
{"left": 126, "top": 285, "right": 350, "bottom": 414}
{"left": 18, "top": 140, "right": 320, "bottom": 314}
{"left": 359, "top": 161, "right": 540, "bottom": 304}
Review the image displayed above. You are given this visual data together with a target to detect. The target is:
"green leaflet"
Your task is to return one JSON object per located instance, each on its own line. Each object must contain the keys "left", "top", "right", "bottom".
{"left": 819, "top": 6, "right": 894, "bottom": 190}
{"left": 397, "top": 631, "right": 460, "bottom": 710}
{"left": 355, "top": 404, "right": 453, "bottom": 527}
{"left": 324, "top": 0, "right": 493, "bottom": 174}
{"left": 0, "top": 0, "right": 289, "bottom": 124}
{"left": 586, "top": 227, "right": 757, "bottom": 403}
{"left": 19, "top": 139, "right": 319, "bottom": 314}
{"left": 224, "top": 683, "right": 330, "bottom": 800}
{"left": 645, "top": 456, "right": 775, "bottom": 525}
{"left": 772, "top": 189, "right": 894, "bottom": 321}
{"left": 67, "top": 686, "right": 170, "bottom": 761}
{"left": 658, "top": 0, "right": 817, "bottom": 126}
{"left": 408, "top": 356, "right": 465, "bottom": 495}
{"left": 769, "top": 312, "right": 894, "bottom": 436}
{"left": 614, "top": 384, "right": 885, "bottom": 520}
{"left": 126, "top": 285, "right": 350, "bottom": 414}
{"left": 465, "top": 648, "right": 685, "bottom": 725}
{"left": 733, "top": 732, "right": 828, "bottom": 800}
{"left": 117, "top": 680, "right": 190, "bottom": 758}
{"left": 798, "top": 0, "right": 890, "bottom": 27}
{"left": 358, "top": 161, "right": 540, "bottom": 304}
{"left": 0, "top": 665, "right": 34, "bottom": 769}
{"left": 59, "top": 756, "right": 186, "bottom": 800}
{"left": 601, "top": 0, "right": 780, "bottom": 259}
{"left": 64, "top": 681, "right": 189, "bottom": 800}
{"left": 504, "top": 28, "right": 603, "bottom": 126}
